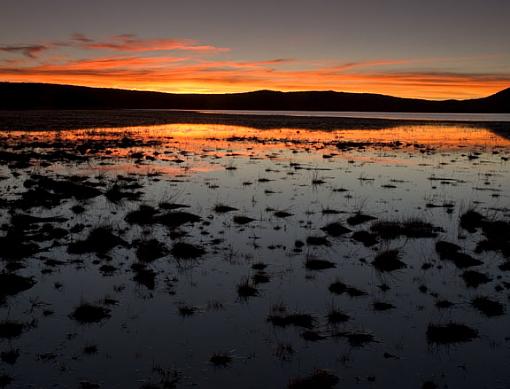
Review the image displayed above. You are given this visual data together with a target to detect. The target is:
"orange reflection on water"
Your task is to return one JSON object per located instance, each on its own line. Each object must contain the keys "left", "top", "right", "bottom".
{"left": 2, "top": 123, "right": 509, "bottom": 163}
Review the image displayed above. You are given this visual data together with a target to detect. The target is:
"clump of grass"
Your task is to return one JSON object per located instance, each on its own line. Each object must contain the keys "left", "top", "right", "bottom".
{"left": 237, "top": 279, "right": 258, "bottom": 299}
{"left": 136, "top": 239, "right": 168, "bottom": 262}
{"left": 306, "top": 236, "right": 330, "bottom": 246}
{"left": 209, "top": 353, "right": 232, "bottom": 367}
{"left": 83, "top": 345, "right": 98, "bottom": 355}
{"left": 435, "top": 240, "right": 482, "bottom": 268}
{"left": 334, "top": 331, "right": 375, "bottom": 347}
{"left": 171, "top": 242, "right": 205, "bottom": 259}
{"left": 288, "top": 369, "right": 339, "bottom": 389}
{"left": 321, "top": 222, "right": 351, "bottom": 237}
{"left": 0, "top": 348, "right": 19, "bottom": 364}
{"left": 251, "top": 262, "right": 267, "bottom": 270}
{"left": 347, "top": 212, "right": 376, "bottom": 226}
{"left": 233, "top": 215, "right": 255, "bottom": 225}
{"left": 213, "top": 203, "right": 237, "bottom": 213}
{"left": 328, "top": 280, "right": 366, "bottom": 297}
{"left": 267, "top": 313, "right": 315, "bottom": 329}
{"left": 461, "top": 270, "right": 491, "bottom": 288}
{"left": 372, "top": 249, "right": 406, "bottom": 272}
{"left": 67, "top": 226, "right": 127, "bottom": 255}
{"left": 460, "top": 209, "right": 484, "bottom": 232}
{"left": 0, "top": 320, "right": 24, "bottom": 339}
{"left": 352, "top": 230, "right": 378, "bottom": 246}
{"left": 471, "top": 296, "right": 504, "bottom": 317}
{"left": 301, "top": 330, "right": 326, "bottom": 342}
{"left": 70, "top": 302, "right": 111, "bottom": 324}
{"left": 373, "top": 302, "right": 395, "bottom": 311}
{"left": 178, "top": 305, "right": 198, "bottom": 317}
{"left": 327, "top": 308, "right": 350, "bottom": 324}
{"left": 305, "top": 258, "right": 336, "bottom": 271}
{"left": 426, "top": 322, "right": 478, "bottom": 344}
{"left": 0, "top": 272, "right": 36, "bottom": 301}
{"left": 131, "top": 263, "right": 156, "bottom": 290}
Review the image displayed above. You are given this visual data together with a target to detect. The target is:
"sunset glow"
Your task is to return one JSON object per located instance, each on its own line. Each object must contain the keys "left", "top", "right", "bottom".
{"left": 1, "top": 32, "right": 509, "bottom": 99}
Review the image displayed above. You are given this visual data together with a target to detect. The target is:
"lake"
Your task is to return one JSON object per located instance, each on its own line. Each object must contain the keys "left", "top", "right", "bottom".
{"left": 0, "top": 115, "right": 509, "bottom": 388}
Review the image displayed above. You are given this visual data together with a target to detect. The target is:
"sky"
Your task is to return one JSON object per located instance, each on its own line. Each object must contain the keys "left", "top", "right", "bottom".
{"left": 0, "top": 0, "right": 509, "bottom": 99}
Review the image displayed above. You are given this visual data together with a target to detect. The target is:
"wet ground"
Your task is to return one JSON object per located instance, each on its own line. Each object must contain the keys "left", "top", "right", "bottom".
{"left": 0, "top": 114, "right": 509, "bottom": 388}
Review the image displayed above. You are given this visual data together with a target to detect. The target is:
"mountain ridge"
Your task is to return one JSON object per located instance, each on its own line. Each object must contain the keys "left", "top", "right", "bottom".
{"left": 0, "top": 82, "right": 509, "bottom": 113}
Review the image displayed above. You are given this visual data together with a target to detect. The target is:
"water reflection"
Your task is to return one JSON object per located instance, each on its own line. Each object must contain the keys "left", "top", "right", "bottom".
{"left": 0, "top": 121, "right": 509, "bottom": 389}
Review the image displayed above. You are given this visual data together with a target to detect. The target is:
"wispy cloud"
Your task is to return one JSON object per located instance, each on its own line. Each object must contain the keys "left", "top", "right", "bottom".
{"left": 68, "top": 33, "right": 229, "bottom": 53}
{"left": 0, "top": 44, "right": 51, "bottom": 58}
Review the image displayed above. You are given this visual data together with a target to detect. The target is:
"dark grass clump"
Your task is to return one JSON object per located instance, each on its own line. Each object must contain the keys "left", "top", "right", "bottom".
{"left": 0, "top": 374, "right": 12, "bottom": 388}
{"left": 125, "top": 205, "right": 158, "bottom": 225}
{"left": 209, "top": 353, "right": 232, "bottom": 367}
{"left": 329, "top": 281, "right": 366, "bottom": 297}
{"left": 435, "top": 300, "right": 454, "bottom": 309}
{"left": 306, "top": 236, "right": 330, "bottom": 246}
{"left": 105, "top": 183, "right": 142, "bottom": 203}
{"left": 371, "top": 219, "right": 440, "bottom": 239}
{"left": 0, "top": 231, "right": 40, "bottom": 260}
{"left": 305, "top": 258, "right": 336, "bottom": 271}
{"left": 68, "top": 226, "right": 126, "bottom": 255}
{"left": 131, "top": 263, "right": 156, "bottom": 290}
{"left": 435, "top": 241, "right": 462, "bottom": 258}
{"left": 0, "top": 348, "right": 19, "bottom": 364}
{"left": 426, "top": 322, "right": 478, "bottom": 344}
{"left": 471, "top": 297, "right": 505, "bottom": 317}
{"left": 156, "top": 211, "right": 201, "bottom": 229}
{"left": 252, "top": 272, "right": 270, "bottom": 284}
{"left": 351, "top": 230, "right": 378, "bottom": 247}
{"left": 460, "top": 210, "right": 485, "bottom": 232}
{"left": 372, "top": 250, "right": 406, "bottom": 272}
{"left": 83, "top": 345, "right": 98, "bottom": 355}
{"left": 321, "top": 222, "right": 351, "bottom": 237}
{"left": 288, "top": 369, "right": 339, "bottom": 389}
{"left": 373, "top": 302, "right": 395, "bottom": 311}
{"left": 70, "top": 303, "right": 111, "bottom": 324}
{"left": 170, "top": 242, "right": 205, "bottom": 259}
{"left": 237, "top": 279, "right": 258, "bottom": 299}
{"left": 0, "top": 320, "right": 24, "bottom": 339}
{"left": 334, "top": 331, "right": 375, "bottom": 347}
{"left": 267, "top": 313, "right": 315, "bottom": 329}
{"left": 136, "top": 239, "right": 168, "bottom": 262}
{"left": 274, "top": 210, "right": 293, "bottom": 218}
{"left": 301, "top": 330, "right": 326, "bottom": 341}
{"left": 233, "top": 215, "right": 255, "bottom": 225}
{"left": 461, "top": 270, "right": 492, "bottom": 288}
{"left": 476, "top": 220, "right": 510, "bottom": 258}
{"left": 0, "top": 272, "right": 36, "bottom": 300}
{"left": 251, "top": 262, "right": 267, "bottom": 270}
{"left": 327, "top": 309, "right": 350, "bottom": 324}
{"left": 178, "top": 305, "right": 197, "bottom": 317}
{"left": 347, "top": 212, "right": 376, "bottom": 226}
{"left": 213, "top": 204, "right": 237, "bottom": 213}
{"left": 435, "top": 241, "right": 482, "bottom": 268}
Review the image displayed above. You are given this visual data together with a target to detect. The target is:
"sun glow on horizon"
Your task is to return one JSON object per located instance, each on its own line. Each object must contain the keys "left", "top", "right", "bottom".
{"left": 1, "top": 33, "right": 509, "bottom": 100}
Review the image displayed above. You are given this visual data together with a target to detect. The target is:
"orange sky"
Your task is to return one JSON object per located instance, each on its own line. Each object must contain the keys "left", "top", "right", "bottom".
{"left": 1, "top": 34, "right": 509, "bottom": 99}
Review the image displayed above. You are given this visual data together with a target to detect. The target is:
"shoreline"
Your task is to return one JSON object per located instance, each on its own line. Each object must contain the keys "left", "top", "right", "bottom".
{"left": 1, "top": 109, "right": 510, "bottom": 133}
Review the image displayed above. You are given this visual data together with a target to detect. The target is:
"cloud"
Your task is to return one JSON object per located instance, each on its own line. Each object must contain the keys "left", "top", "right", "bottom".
{"left": 0, "top": 44, "right": 50, "bottom": 58}
{"left": 68, "top": 33, "right": 229, "bottom": 53}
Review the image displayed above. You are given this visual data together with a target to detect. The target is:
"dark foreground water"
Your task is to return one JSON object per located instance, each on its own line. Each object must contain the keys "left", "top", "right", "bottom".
{"left": 0, "top": 118, "right": 509, "bottom": 388}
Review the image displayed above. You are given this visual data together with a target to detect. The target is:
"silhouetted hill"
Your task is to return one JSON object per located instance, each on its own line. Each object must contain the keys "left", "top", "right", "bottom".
{"left": 0, "top": 82, "right": 509, "bottom": 112}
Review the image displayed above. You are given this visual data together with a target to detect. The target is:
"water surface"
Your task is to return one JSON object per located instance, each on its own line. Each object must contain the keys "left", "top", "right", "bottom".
{"left": 0, "top": 121, "right": 509, "bottom": 388}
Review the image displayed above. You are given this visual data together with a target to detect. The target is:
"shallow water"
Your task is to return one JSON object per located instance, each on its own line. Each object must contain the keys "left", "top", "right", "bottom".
{"left": 171, "top": 109, "right": 510, "bottom": 122}
{"left": 0, "top": 122, "right": 509, "bottom": 388}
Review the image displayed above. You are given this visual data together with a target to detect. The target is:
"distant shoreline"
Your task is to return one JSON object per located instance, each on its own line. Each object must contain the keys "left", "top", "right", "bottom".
{"left": 1, "top": 109, "right": 510, "bottom": 134}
